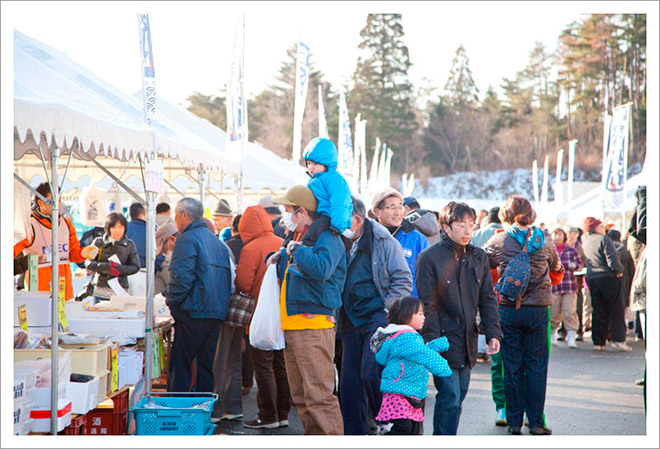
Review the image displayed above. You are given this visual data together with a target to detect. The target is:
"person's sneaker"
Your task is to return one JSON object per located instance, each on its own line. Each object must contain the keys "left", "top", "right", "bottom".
{"left": 495, "top": 409, "right": 507, "bottom": 426}
{"left": 610, "top": 341, "right": 633, "bottom": 352}
{"left": 529, "top": 426, "right": 552, "bottom": 435}
{"left": 278, "top": 419, "right": 289, "bottom": 427}
{"left": 507, "top": 426, "right": 521, "bottom": 435}
{"left": 567, "top": 332, "right": 577, "bottom": 348}
{"left": 221, "top": 413, "right": 243, "bottom": 421}
{"left": 594, "top": 345, "right": 605, "bottom": 351}
{"left": 576, "top": 333, "right": 584, "bottom": 342}
{"left": 635, "top": 378, "right": 645, "bottom": 386}
{"left": 243, "top": 417, "right": 280, "bottom": 429}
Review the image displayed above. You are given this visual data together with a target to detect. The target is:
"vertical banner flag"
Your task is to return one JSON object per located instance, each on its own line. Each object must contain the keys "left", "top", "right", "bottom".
{"left": 137, "top": 14, "right": 156, "bottom": 125}
{"left": 227, "top": 17, "right": 246, "bottom": 149}
{"left": 337, "top": 89, "right": 354, "bottom": 176}
{"left": 359, "top": 119, "right": 368, "bottom": 195}
{"left": 353, "top": 113, "right": 362, "bottom": 184}
{"left": 567, "top": 139, "right": 577, "bottom": 204}
{"left": 377, "top": 144, "right": 388, "bottom": 190}
{"left": 602, "top": 104, "right": 631, "bottom": 214}
{"left": 369, "top": 138, "right": 381, "bottom": 194}
{"left": 292, "top": 41, "right": 311, "bottom": 164}
{"left": 384, "top": 149, "right": 394, "bottom": 188}
{"left": 318, "top": 85, "right": 329, "bottom": 139}
{"left": 555, "top": 149, "right": 564, "bottom": 205}
{"left": 532, "top": 160, "right": 540, "bottom": 205}
{"left": 541, "top": 155, "right": 549, "bottom": 206}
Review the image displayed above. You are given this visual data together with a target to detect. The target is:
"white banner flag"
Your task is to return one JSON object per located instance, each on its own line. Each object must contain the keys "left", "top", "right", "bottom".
{"left": 318, "top": 85, "right": 328, "bottom": 139}
{"left": 377, "top": 144, "right": 388, "bottom": 189}
{"left": 602, "top": 104, "right": 630, "bottom": 214}
{"left": 227, "top": 17, "right": 246, "bottom": 148}
{"left": 337, "top": 90, "right": 354, "bottom": 176}
{"left": 292, "top": 41, "right": 311, "bottom": 164}
{"left": 384, "top": 149, "right": 394, "bottom": 188}
{"left": 567, "top": 139, "right": 577, "bottom": 204}
{"left": 532, "top": 160, "right": 540, "bottom": 205}
{"left": 541, "top": 155, "right": 549, "bottom": 206}
{"left": 137, "top": 14, "right": 156, "bottom": 125}
{"left": 555, "top": 149, "right": 564, "bottom": 205}
{"left": 353, "top": 113, "right": 362, "bottom": 184}
{"left": 359, "top": 119, "right": 368, "bottom": 196}
{"left": 368, "top": 138, "right": 381, "bottom": 194}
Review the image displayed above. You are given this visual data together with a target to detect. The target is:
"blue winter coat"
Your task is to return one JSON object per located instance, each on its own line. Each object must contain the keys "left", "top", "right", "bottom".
{"left": 371, "top": 324, "right": 452, "bottom": 400}
{"left": 276, "top": 217, "right": 347, "bottom": 317}
{"left": 394, "top": 220, "right": 429, "bottom": 297}
{"left": 126, "top": 218, "right": 147, "bottom": 268}
{"left": 165, "top": 220, "right": 232, "bottom": 320}
{"left": 303, "top": 138, "right": 353, "bottom": 233}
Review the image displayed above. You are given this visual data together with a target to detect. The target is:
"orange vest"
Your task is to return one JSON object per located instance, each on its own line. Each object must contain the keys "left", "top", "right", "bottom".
{"left": 14, "top": 213, "right": 85, "bottom": 300}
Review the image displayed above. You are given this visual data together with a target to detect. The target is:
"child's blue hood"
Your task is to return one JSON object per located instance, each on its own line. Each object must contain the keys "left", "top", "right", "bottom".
{"left": 303, "top": 137, "right": 338, "bottom": 171}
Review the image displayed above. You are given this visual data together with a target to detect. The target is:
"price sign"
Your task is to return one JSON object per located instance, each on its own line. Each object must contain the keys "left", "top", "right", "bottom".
{"left": 111, "top": 343, "right": 119, "bottom": 391}
{"left": 58, "top": 277, "right": 68, "bottom": 330}
{"left": 18, "top": 305, "right": 28, "bottom": 331}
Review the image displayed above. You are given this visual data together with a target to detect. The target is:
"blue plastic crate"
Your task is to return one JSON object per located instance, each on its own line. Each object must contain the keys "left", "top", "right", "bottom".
{"left": 131, "top": 392, "right": 218, "bottom": 435}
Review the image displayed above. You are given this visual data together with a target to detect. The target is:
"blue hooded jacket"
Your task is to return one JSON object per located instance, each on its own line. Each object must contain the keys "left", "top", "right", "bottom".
{"left": 165, "top": 219, "right": 232, "bottom": 320}
{"left": 394, "top": 219, "right": 429, "bottom": 297}
{"left": 371, "top": 324, "right": 452, "bottom": 400}
{"left": 303, "top": 137, "right": 353, "bottom": 233}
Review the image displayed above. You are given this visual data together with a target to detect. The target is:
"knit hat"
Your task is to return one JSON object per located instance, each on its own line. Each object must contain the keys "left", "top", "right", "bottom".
{"left": 258, "top": 196, "right": 281, "bottom": 215}
{"left": 487, "top": 207, "right": 501, "bottom": 224}
{"left": 371, "top": 188, "right": 403, "bottom": 212}
{"left": 212, "top": 199, "right": 233, "bottom": 217}
{"left": 273, "top": 185, "right": 318, "bottom": 212}
{"left": 583, "top": 217, "right": 602, "bottom": 232}
{"left": 403, "top": 196, "right": 420, "bottom": 208}
{"left": 155, "top": 223, "right": 178, "bottom": 255}
{"left": 566, "top": 226, "right": 579, "bottom": 234}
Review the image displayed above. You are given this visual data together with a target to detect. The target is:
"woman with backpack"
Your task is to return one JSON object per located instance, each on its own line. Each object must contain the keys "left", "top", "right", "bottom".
{"left": 485, "top": 195, "right": 560, "bottom": 436}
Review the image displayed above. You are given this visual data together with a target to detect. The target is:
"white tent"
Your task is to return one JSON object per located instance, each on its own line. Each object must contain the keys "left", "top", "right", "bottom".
{"left": 13, "top": 29, "right": 240, "bottom": 432}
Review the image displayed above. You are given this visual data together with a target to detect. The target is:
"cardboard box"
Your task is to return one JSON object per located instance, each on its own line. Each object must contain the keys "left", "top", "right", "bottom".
{"left": 59, "top": 343, "right": 111, "bottom": 377}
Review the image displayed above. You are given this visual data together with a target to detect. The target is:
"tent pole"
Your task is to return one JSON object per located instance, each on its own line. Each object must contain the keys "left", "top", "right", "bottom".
{"left": 142, "top": 150, "right": 156, "bottom": 396}
{"left": 91, "top": 158, "right": 146, "bottom": 204}
{"left": 198, "top": 166, "right": 206, "bottom": 205}
{"left": 59, "top": 143, "right": 75, "bottom": 192}
{"left": 49, "top": 137, "right": 59, "bottom": 435}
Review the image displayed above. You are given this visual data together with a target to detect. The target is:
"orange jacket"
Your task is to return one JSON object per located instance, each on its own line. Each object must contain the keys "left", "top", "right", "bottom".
{"left": 234, "top": 205, "right": 284, "bottom": 300}
{"left": 14, "top": 212, "right": 85, "bottom": 300}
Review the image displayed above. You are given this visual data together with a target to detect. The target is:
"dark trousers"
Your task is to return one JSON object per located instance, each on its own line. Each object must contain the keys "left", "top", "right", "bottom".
{"left": 385, "top": 419, "right": 423, "bottom": 435}
{"left": 242, "top": 332, "right": 254, "bottom": 388}
{"left": 575, "top": 279, "right": 584, "bottom": 334}
{"left": 587, "top": 276, "right": 626, "bottom": 345}
{"left": 169, "top": 316, "right": 222, "bottom": 393}
{"left": 249, "top": 345, "right": 291, "bottom": 423}
{"left": 432, "top": 366, "right": 471, "bottom": 435}
{"left": 499, "top": 306, "right": 549, "bottom": 429}
{"left": 339, "top": 310, "right": 388, "bottom": 435}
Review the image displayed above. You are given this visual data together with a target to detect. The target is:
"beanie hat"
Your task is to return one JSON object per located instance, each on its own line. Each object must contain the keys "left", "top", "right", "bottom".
{"left": 403, "top": 196, "right": 420, "bottom": 208}
{"left": 258, "top": 196, "right": 281, "bottom": 215}
{"left": 584, "top": 217, "right": 602, "bottom": 232}
{"left": 155, "top": 223, "right": 178, "bottom": 255}
{"left": 371, "top": 188, "right": 403, "bottom": 213}
{"left": 273, "top": 185, "right": 318, "bottom": 212}
{"left": 212, "top": 199, "right": 233, "bottom": 217}
{"left": 487, "top": 207, "right": 501, "bottom": 224}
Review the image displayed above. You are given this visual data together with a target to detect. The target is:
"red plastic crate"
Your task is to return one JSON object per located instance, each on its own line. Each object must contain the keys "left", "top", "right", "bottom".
{"left": 59, "top": 414, "right": 87, "bottom": 435}
{"left": 82, "top": 388, "right": 129, "bottom": 435}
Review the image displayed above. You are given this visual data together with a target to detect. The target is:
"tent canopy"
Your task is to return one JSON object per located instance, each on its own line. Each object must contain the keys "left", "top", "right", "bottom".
{"left": 14, "top": 29, "right": 240, "bottom": 174}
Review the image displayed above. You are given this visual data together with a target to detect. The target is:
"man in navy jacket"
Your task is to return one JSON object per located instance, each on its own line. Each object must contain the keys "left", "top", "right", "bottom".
{"left": 166, "top": 197, "right": 233, "bottom": 393}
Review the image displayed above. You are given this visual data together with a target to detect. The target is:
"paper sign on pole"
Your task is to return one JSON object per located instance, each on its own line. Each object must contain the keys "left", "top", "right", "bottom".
{"left": 145, "top": 159, "right": 165, "bottom": 193}
{"left": 18, "top": 305, "right": 29, "bottom": 332}
{"left": 28, "top": 254, "right": 38, "bottom": 291}
{"left": 58, "top": 277, "right": 68, "bottom": 330}
{"left": 111, "top": 343, "right": 119, "bottom": 391}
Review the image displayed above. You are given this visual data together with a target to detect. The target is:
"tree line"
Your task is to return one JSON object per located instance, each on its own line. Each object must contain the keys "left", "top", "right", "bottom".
{"left": 187, "top": 13, "right": 646, "bottom": 183}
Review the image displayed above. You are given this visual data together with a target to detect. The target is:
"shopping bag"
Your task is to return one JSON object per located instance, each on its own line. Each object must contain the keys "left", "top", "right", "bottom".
{"left": 249, "top": 264, "right": 285, "bottom": 351}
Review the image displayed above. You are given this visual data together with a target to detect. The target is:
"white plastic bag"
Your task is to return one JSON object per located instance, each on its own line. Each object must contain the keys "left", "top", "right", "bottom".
{"left": 249, "top": 264, "right": 285, "bottom": 351}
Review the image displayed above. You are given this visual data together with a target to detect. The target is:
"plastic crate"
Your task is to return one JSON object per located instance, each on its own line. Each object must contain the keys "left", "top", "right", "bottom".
{"left": 59, "top": 414, "right": 87, "bottom": 435}
{"left": 131, "top": 392, "right": 217, "bottom": 435}
{"left": 82, "top": 388, "right": 129, "bottom": 435}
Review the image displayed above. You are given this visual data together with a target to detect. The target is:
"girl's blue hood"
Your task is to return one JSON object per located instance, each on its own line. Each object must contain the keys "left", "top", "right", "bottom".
{"left": 303, "top": 137, "right": 338, "bottom": 170}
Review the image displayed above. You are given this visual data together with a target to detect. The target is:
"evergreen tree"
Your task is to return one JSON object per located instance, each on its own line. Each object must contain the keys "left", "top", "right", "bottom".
{"left": 443, "top": 45, "right": 480, "bottom": 107}
{"left": 187, "top": 91, "right": 227, "bottom": 130}
{"left": 349, "top": 13, "right": 418, "bottom": 172}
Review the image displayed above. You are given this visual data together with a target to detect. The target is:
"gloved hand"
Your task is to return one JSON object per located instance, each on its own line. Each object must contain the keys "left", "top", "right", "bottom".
{"left": 81, "top": 245, "right": 99, "bottom": 259}
{"left": 109, "top": 261, "right": 121, "bottom": 277}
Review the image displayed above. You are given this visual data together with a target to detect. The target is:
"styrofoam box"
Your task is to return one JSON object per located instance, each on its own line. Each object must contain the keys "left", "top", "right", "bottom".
{"left": 14, "top": 291, "right": 53, "bottom": 327}
{"left": 96, "top": 370, "right": 112, "bottom": 405}
{"left": 14, "top": 368, "right": 37, "bottom": 405}
{"left": 14, "top": 400, "right": 33, "bottom": 436}
{"left": 58, "top": 343, "right": 111, "bottom": 377}
{"left": 67, "top": 317, "right": 145, "bottom": 338}
{"left": 118, "top": 351, "right": 144, "bottom": 388}
{"left": 69, "top": 376, "right": 100, "bottom": 415}
{"left": 29, "top": 399, "right": 72, "bottom": 433}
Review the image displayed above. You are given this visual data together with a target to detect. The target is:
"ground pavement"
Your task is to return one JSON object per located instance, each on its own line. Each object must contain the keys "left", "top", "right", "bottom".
{"left": 213, "top": 334, "right": 646, "bottom": 436}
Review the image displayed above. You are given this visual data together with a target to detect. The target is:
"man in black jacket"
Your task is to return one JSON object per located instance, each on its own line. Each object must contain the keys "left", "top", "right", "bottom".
{"left": 416, "top": 201, "right": 502, "bottom": 435}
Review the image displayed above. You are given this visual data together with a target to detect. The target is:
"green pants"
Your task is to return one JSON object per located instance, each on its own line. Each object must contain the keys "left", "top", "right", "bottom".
{"left": 490, "top": 307, "right": 551, "bottom": 423}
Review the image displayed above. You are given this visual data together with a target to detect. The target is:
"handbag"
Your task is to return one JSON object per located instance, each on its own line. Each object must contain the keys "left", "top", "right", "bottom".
{"left": 225, "top": 291, "right": 257, "bottom": 328}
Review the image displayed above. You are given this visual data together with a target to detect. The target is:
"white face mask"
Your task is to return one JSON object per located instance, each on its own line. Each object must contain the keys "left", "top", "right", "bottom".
{"left": 281, "top": 208, "right": 300, "bottom": 232}
{"left": 343, "top": 228, "right": 355, "bottom": 240}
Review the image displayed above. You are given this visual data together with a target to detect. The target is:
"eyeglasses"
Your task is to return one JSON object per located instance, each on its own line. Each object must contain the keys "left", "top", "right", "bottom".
{"left": 451, "top": 221, "right": 477, "bottom": 231}
{"left": 378, "top": 204, "right": 404, "bottom": 212}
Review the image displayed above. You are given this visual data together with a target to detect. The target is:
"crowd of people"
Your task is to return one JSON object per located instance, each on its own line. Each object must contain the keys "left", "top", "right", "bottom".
{"left": 13, "top": 138, "right": 647, "bottom": 436}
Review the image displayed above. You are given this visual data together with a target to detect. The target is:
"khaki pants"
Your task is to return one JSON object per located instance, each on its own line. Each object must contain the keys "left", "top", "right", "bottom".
{"left": 284, "top": 328, "right": 343, "bottom": 435}
{"left": 582, "top": 287, "right": 593, "bottom": 329}
{"left": 551, "top": 293, "right": 579, "bottom": 332}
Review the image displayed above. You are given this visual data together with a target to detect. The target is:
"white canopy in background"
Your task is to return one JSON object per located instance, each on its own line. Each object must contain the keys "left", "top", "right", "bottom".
{"left": 134, "top": 92, "right": 309, "bottom": 192}
{"left": 13, "top": 29, "right": 240, "bottom": 174}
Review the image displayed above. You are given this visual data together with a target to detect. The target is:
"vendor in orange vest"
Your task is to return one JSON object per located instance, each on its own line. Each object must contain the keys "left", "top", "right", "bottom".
{"left": 14, "top": 182, "right": 98, "bottom": 300}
